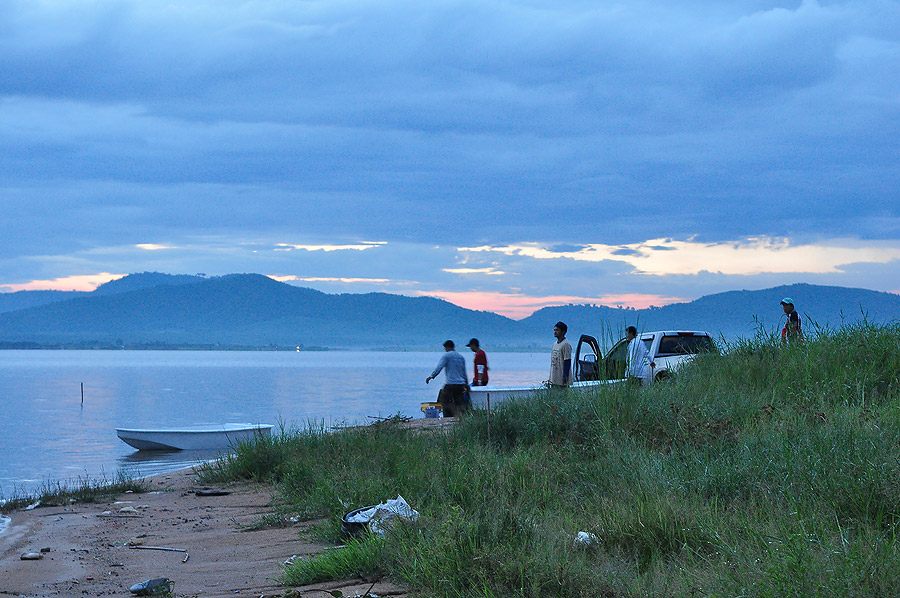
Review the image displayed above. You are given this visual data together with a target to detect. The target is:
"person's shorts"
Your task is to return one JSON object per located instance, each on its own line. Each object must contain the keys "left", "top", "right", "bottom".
{"left": 439, "top": 384, "right": 469, "bottom": 406}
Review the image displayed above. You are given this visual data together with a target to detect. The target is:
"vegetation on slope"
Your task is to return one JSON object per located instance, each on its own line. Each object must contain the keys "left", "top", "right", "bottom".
{"left": 202, "top": 321, "right": 900, "bottom": 597}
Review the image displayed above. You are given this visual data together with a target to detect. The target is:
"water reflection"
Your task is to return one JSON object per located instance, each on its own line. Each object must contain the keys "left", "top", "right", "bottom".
{"left": 117, "top": 449, "right": 229, "bottom": 479}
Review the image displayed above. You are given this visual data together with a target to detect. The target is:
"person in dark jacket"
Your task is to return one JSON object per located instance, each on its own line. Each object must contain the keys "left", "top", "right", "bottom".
{"left": 780, "top": 297, "right": 803, "bottom": 342}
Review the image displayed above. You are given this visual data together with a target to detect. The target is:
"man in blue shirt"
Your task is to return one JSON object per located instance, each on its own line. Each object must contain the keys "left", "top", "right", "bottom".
{"left": 426, "top": 340, "right": 470, "bottom": 416}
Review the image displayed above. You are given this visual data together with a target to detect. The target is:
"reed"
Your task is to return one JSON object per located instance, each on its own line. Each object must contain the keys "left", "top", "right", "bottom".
{"left": 1, "top": 472, "right": 148, "bottom": 514}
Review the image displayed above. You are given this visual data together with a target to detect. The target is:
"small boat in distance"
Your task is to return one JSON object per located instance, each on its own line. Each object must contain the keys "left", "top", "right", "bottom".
{"left": 116, "top": 423, "right": 274, "bottom": 451}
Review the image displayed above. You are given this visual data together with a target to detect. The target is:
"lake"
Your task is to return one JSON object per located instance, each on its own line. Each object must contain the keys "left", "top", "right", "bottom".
{"left": 0, "top": 350, "right": 547, "bottom": 498}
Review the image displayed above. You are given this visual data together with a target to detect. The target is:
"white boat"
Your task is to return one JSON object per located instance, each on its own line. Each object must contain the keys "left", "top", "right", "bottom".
{"left": 116, "top": 423, "right": 274, "bottom": 451}
{"left": 467, "top": 379, "right": 621, "bottom": 409}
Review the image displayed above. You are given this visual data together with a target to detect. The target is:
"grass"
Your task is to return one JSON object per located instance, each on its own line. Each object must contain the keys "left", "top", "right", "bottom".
{"left": 205, "top": 320, "right": 900, "bottom": 597}
{"left": 283, "top": 536, "right": 388, "bottom": 586}
{"left": 1, "top": 472, "right": 148, "bottom": 514}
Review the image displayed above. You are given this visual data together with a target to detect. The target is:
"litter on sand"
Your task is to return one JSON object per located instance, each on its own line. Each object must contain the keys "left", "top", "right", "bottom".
{"left": 129, "top": 577, "right": 174, "bottom": 596}
{"left": 20, "top": 552, "right": 44, "bottom": 560}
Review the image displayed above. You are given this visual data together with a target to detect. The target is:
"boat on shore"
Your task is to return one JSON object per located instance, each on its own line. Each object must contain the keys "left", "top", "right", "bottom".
{"left": 467, "top": 379, "right": 621, "bottom": 409}
{"left": 115, "top": 423, "right": 274, "bottom": 451}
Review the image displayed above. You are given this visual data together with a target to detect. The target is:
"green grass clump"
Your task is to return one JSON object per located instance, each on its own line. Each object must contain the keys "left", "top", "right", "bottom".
{"left": 283, "top": 536, "right": 388, "bottom": 586}
{"left": 213, "top": 322, "right": 900, "bottom": 597}
{"left": 1, "top": 472, "right": 148, "bottom": 514}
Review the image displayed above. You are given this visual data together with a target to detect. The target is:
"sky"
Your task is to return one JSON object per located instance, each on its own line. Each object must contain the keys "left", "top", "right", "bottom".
{"left": 1, "top": 0, "right": 898, "bottom": 319}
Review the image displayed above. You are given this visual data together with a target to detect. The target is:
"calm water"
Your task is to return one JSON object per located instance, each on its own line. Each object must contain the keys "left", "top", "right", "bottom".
{"left": 0, "top": 350, "right": 546, "bottom": 498}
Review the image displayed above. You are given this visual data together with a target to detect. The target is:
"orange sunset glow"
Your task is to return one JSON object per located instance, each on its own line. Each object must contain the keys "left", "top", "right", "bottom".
{"left": 1, "top": 273, "right": 126, "bottom": 292}
{"left": 425, "top": 291, "right": 688, "bottom": 320}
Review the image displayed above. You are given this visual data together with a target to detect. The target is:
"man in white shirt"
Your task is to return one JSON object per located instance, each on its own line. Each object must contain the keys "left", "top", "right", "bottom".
{"left": 625, "top": 326, "right": 649, "bottom": 386}
{"left": 548, "top": 321, "right": 572, "bottom": 387}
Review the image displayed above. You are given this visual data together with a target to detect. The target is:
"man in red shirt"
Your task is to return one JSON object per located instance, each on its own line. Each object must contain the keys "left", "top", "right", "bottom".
{"left": 465, "top": 338, "right": 489, "bottom": 386}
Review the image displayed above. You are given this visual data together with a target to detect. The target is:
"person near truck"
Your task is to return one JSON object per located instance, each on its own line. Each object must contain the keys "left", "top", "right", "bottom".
{"left": 548, "top": 321, "right": 572, "bottom": 387}
{"left": 780, "top": 297, "right": 803, "bottom": 342}
{"left": 425, "top": 340, "right": 470, "bottom": 416}
{"left": 465, "top": 338, "right": 489, "bottom": 386}
{"left": 625, "top": 326, "right": 649, "bottom": 385}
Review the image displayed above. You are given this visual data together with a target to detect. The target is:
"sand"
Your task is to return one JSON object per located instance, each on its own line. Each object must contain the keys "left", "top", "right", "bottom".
{"left": 0, "top": 467, "right": 409, "bottom": 598}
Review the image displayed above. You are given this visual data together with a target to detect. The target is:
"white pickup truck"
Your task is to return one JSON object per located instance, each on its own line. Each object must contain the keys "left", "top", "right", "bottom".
{"left": 466, "top": 329, "right": 715, "bottom": 409}
{"left": 574, "top": 330, "right": 714, "bottom": 386}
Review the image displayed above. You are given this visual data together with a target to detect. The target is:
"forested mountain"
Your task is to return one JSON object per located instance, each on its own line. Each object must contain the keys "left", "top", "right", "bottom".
{"left": 520, "top": 283, "right": 900, "bottom": 343}
{"left": 1, "top": 273, "right": 898, "bottom": 349}
{"left": 0, "top": 290, "right": 82, "bottom": 314}
{"left": 0, "top": 273, "right": 518, "bottom": 348}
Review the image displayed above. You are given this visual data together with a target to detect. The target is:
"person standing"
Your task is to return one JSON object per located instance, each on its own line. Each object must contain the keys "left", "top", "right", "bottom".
{"left": 548, "top": 321, "right": 572, "bottom": 387}
{"left": 465, "top": 338, "right": 489, "bottom": 386}
{"left": 780, "top": 297, "right": 803, "bottom": 342}
{"left": 426, "top": 340, "right": 470, "bottom": 416}
{"left": 625, "top": 326, "right": 649, "bottom": 385}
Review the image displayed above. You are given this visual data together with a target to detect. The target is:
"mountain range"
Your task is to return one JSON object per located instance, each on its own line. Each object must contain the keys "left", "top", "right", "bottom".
{"left": 1, "top": 272, "right": 898, "bottom": 349}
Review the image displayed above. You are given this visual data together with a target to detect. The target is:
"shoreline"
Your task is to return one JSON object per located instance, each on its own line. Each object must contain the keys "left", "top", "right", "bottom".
{"left": 0, "top": 465, "right": 409, "bottom": 598}
{"left": 0, "top": 454, "right": 229, "bottom": 511}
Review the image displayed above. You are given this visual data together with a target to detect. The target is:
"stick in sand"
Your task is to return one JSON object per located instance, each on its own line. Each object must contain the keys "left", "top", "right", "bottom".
{"left": 129, "top": 545, "right": 190, "bottom": 563}
{"left": 129, "top": 545, "right": 187, "bottom": 552}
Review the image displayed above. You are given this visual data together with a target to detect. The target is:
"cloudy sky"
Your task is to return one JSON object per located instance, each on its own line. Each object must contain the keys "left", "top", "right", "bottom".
{"left": 2, "top": 0, "right": 898, "bottom": 318}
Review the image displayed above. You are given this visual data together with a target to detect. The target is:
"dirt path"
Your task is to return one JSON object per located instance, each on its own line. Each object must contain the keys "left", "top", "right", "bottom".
{"left": 0, "top": 468, "right": 408, "bottom": 598}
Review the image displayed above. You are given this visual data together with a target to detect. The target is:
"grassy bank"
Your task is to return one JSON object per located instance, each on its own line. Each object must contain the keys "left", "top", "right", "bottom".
{"left": 202, "top": 321, "right": 900, "bottom": 597}
{"left": 0, "top": 473, "right": 148, "bottom": 514}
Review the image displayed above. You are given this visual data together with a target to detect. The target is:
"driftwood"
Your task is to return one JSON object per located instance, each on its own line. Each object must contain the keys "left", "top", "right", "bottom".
{"left": 195, "top": 489, "right": 231, "bottom": 496}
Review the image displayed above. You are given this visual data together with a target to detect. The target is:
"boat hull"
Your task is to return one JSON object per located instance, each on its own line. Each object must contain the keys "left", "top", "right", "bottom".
{"left": 468, "top": 379, "right": 623, "bottom": 409}
{"left": 116, "top": 424, "right": 274, "bottom": 451}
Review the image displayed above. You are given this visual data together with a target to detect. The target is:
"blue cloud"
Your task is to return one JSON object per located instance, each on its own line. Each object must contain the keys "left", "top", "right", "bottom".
{"left": 1, "top": 0, "right": 899, "bottom": 305}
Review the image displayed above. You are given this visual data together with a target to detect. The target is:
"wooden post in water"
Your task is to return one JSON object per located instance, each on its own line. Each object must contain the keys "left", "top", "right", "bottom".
{"left": 486, "top": 393, "right": 491, "bottom": 443}
{"left": 81, "top": 382, "right": 84, "bottom": 405}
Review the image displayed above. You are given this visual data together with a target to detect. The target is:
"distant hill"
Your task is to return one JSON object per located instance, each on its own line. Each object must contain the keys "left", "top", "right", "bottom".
{"left": 521, "top": 283, "right": 900, "bottom": 343}
{"left": 0, "top": 272, "right": 203, "bottom": 314}
{"left": 0, "top": 274, "right": 898, "bottom": 349}
{"left": 0, "top": 273, "right": 519, "bottom": 348}
{"left": 91, "top": 272, "right": 206, "bottom": 296}
{"left": 0, "top": 290, "right": 83, "bottom": 314}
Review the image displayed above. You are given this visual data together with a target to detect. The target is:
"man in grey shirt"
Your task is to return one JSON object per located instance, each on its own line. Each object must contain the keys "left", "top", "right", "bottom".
{"left": 426, "top": 340, "right": 469, "bottom": 417}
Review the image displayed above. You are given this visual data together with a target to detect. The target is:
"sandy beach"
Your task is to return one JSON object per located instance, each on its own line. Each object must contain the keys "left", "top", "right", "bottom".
{"left": 0, "top": 467, "right": 409, "bottom": 598}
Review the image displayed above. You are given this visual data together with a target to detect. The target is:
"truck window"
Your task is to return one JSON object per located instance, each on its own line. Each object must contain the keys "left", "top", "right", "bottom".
{"left": 655, "top": 335, "right": 713, "bottom": 357}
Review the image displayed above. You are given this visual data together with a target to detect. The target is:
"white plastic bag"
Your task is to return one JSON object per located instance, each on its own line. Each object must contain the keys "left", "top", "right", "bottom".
{"left": 346, "top": 495, "right": 419, "bottom": 536}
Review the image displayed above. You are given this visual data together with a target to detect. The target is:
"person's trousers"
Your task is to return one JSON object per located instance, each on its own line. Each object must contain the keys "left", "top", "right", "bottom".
{"left": 438, "top": 384, "right": 469, "bottom": 417}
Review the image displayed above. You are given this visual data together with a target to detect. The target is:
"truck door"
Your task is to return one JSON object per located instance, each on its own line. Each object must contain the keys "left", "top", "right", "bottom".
{"left": 574, "top": 335, "right": 602, "bottom": 381}
{"left": 604, "top": 338, "right": 629, "bottom": 381}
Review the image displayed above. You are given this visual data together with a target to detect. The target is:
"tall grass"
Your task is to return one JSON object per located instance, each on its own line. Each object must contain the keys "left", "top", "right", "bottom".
{"left": 212, "top": 322, "right": 900, "bottom": 597}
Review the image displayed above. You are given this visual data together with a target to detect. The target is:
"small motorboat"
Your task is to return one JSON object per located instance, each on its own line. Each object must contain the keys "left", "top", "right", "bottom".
{"left": 115, "top": 423, "right": 274, "bottom": 451}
